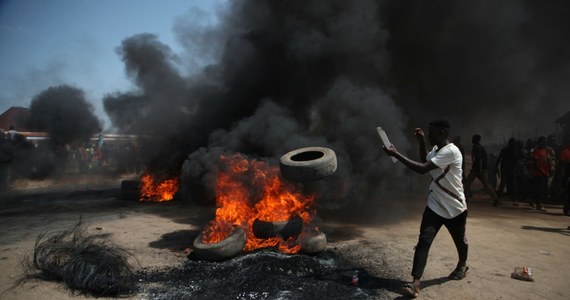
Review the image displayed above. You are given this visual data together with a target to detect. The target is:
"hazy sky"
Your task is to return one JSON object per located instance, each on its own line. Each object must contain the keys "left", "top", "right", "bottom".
{"left": 0, "top": 0, "right": 227, "bottom": 126}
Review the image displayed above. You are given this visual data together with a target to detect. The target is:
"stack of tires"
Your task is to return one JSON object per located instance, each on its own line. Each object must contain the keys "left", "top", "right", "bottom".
{"left": 191, "top": 147, "right": 336, "bottom": 261}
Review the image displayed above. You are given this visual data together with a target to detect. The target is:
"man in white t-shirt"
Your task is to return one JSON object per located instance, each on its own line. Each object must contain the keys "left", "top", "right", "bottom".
{"left": 7, "top": 126, "right": 17, "bottom": 141}
{"left": 383, "top": 119, "right": 468, "bottom": 298}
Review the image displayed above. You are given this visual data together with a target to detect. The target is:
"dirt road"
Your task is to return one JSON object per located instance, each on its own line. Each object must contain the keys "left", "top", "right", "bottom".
{"left": 0, "top": 178, "right": 568, "bottom": 299}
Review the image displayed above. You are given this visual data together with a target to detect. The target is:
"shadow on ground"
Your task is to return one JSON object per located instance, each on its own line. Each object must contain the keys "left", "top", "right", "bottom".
{"left": 148, "top": 229, "right": 202, "bottom": 250}
{"left": 521, "top": 225, "right": 570, "bottom": 236}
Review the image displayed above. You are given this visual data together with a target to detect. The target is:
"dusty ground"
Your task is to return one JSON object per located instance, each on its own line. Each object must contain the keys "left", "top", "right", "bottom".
{"left": 0, "top": 176, "right": 569, "bottom": 300}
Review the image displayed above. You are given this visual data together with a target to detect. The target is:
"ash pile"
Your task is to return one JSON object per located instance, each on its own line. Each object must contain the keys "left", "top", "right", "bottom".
{"left": 137, "top": 250, "right": 398, "bottom": 299}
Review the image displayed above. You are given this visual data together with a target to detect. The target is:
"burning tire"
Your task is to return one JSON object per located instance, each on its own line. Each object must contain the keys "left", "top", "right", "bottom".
{"left": 252, "top": 217, "right": 303, "bottom": 240}
{"left": 300, "top": 231, "right": 327, "bottom": 254}
{"left": 193, "top": 227, "right": 246, "bottom": 261}
{"left": 279, "top": 147, "right": 337, "bottom": 182}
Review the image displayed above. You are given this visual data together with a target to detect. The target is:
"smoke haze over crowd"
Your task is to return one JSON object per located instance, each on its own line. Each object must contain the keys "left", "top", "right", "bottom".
{"left": 383, "top": 0, "right": 570, "bottom": 138}
{"left": 99, "top": 0, "right": 570, "bottom": 206}
{"left": 4, "top": 0, "right": 561, "bottom": 208}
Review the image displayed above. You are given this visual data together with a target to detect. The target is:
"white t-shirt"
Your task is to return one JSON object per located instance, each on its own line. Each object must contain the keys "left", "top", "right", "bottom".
{"left": 426, "top": 143, "right": 467, "bottom": 219}
{"left": 8, "top": 130, "right": 17, "bottom": 140}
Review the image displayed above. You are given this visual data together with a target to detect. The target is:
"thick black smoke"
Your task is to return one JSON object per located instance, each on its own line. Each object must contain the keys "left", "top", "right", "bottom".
{"left": 104, "top": 0, "right": 570, "bottom": 209}
{"left": 30, "top": 85, "right": 101, "bottom": 148}
{"left": 382, "top": 0, "right": 570, "bottom": 139}
{"left": 18, "top": 85, "right": 102, "bottom": 179}
{"left": 103, "top": 34, "right": 194, "bottom": 179}
{"left": 105, "top": 0, "right": 409, "bottom": 207}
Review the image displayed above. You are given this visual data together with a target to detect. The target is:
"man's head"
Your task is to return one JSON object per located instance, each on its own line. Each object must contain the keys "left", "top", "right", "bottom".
{"left": 508, "top": 137, "right": 516, "bottom": 148}
{"left": 428, "top": 119, "right": 450, "bottom": 146}
{"left": 472, "top": 134, "right": 481, "bottom": 145}
{"left": 515, "top": 139, "right": 524, "bottom": 150}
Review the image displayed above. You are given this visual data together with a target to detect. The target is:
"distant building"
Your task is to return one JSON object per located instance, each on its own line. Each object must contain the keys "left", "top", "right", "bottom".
{"left": 0, "top": 106, "right": 30, "bottom": 132}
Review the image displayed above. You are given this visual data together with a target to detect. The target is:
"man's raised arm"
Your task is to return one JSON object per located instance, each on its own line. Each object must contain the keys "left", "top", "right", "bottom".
{"left": 415, "top": 128, "right": 427, "bottom": 163}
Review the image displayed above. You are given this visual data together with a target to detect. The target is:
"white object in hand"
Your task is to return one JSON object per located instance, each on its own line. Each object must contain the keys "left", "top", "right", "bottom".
{"left": 377, "top": 126, "right": 398, "bottom": 163}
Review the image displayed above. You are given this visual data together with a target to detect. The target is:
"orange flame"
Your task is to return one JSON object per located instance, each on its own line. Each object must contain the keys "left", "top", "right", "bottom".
{"left": 139, "top": 172, "right": 179, "bottom": 202}
{"left": 202, "top": 154, "right": 315, "bottom": 254}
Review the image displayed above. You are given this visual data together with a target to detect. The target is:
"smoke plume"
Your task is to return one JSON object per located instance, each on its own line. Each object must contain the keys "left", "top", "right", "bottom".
{"left": 382, "top": 0, "right": 570, "bottom": 138}
{"left": 105, "top": 0, "right": 409, "bottom": 207}
{"left": 30, "top": 85, "right": 101, "bottom": 148}
{"left": 104, "top": 0, "right": 570, "bottom": 209}
{"left": 17, "top": 85, "right": 102, "bottom": 179}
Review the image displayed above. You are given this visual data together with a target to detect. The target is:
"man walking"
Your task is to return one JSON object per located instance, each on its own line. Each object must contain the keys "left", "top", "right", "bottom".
{"left": 531, "top": 136, "right": 551, "bottom": 211}
{"left": 559, "top": 136, "right": 570, "bottom": 216}
{"left": 383, "top": 120, "right": 468, "bottom": 298}
{"left": 495, "top": 138, "right": 517, "bottom": 204}
{"left": 464, "top": 134, "right": 500, "bottom": 206}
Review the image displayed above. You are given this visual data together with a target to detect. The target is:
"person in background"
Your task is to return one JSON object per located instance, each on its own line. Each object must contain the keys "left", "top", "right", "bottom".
{"left": 513, "top": 140, "right": 531, "bottom": 206}
{"left": 558, "top": 136, "right": 570, "bottom": 216}
{"left": 546, "top": 135, "right": 560, "bottom": 201}
{"left": 530, "top": 136, "right": 551, "bottom": 211}
{"left": 0, "top": 130, "right": 13, "bottom": 190}
{"left": 383, "top": 120, "right": 468, "bottom": 298}
{"left": 7, "top": 126, "right": 17, "bottom": 141}
{"left": 495, "top": 138, "right": 517, "bottom": 204}
{"left": 464, "top": 134, "right": 500, "bottom": 206}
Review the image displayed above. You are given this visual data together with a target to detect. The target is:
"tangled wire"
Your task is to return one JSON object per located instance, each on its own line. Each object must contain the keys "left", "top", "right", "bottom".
{"left": 19, "top": 220, "right": 136, "bottom": 297}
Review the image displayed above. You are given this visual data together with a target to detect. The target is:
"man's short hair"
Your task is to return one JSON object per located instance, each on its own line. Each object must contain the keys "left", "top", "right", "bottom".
{"left": 429, "top": 119, "right": 450, "bottom": 131}
{"left": 472, "top": 134, "right": 481, "bottom": 143}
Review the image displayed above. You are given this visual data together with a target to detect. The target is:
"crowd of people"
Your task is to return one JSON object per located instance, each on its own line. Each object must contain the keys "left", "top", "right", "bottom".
{"left": 453, "top": 133, "right": 570, "bottom": 215}
{"left": 70, "top": 140, "right": 142, "bottom": 175}
{"left": 0, "top": 126, "right": 143, "bottom": 191}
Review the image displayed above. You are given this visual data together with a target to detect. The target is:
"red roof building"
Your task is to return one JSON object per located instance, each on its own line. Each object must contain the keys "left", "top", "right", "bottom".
{"left": 0, "top": 106, "right": 31, "bottom": 132}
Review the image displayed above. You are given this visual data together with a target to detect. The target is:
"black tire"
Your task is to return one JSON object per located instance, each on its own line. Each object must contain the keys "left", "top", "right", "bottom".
{"left": 193, "top": 227, "right": 246, "bottom": 261}
{"left": 252, "top": 217, "right": 303, "bottom": 240}
{"left": 279, "top": 147, "right": 337, "bottom": 182}
{"left": 120, "top": 180, "right": 141, "bottom": 201}
{"left": 300, "top": 231, "right": 327, "bottom": 254}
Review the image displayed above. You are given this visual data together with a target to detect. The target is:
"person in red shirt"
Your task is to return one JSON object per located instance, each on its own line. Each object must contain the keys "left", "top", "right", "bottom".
{"left": 531, "top": 136, "right": 551, "bottom": 211}
{"left": 559, "top": 136, "right": 570, "bottom": 216}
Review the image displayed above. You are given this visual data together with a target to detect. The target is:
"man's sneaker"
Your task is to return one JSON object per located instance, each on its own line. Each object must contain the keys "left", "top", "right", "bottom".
{"left": 449, "top": 265, "right": 469, "bottom": 280}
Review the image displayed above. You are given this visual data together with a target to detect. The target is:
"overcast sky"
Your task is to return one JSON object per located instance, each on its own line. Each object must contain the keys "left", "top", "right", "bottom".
{"left": 0, "top": 0, "right": 227, "bottom": 125}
